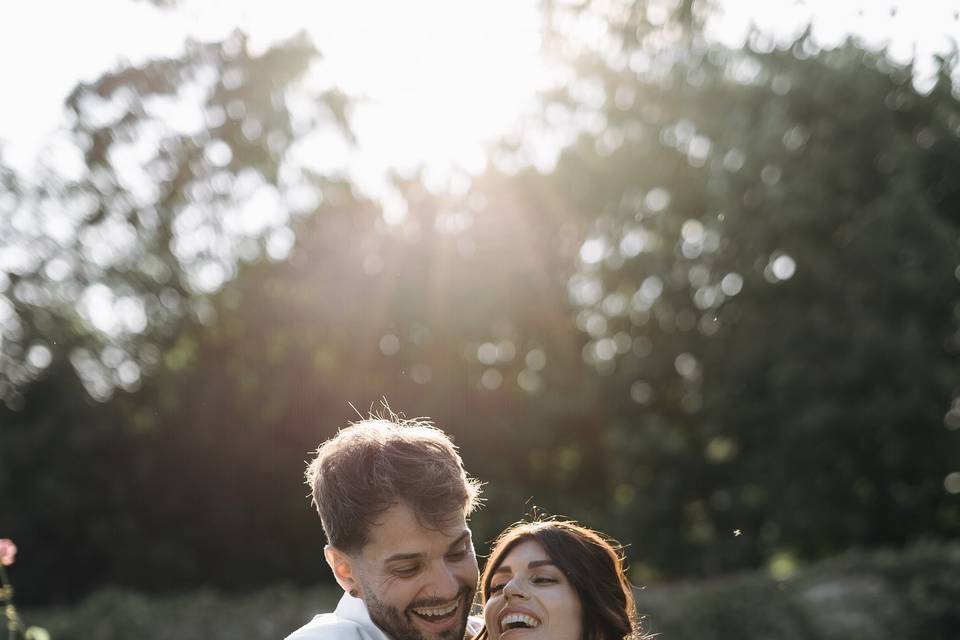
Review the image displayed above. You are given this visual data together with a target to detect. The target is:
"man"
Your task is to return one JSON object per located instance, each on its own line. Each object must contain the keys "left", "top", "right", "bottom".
{"left": 286, "top": 416, "right": 484, "bottom": 640}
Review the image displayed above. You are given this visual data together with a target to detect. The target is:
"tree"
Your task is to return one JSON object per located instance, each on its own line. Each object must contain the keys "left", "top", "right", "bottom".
{"left": 524, "top": 18, "right": 960, "bottom": 574}
{"left": 0, "top": 29, "right": 358, "bottom": 601}
{"left": 4, "top": 0, "right": 960, "bottom": 602}
{"left": 0, "top": 30, "right": 350, "bottom": 407}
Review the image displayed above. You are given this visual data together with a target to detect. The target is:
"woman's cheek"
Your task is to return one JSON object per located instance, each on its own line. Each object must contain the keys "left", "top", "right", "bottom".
{"left": 483, "top": 597, "right": 502, "bottom": 640}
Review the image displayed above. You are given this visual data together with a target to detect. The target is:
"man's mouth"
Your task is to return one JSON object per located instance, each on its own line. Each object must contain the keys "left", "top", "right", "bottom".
{"left": 410, "top": 597, "right": 461, "bottom": 626}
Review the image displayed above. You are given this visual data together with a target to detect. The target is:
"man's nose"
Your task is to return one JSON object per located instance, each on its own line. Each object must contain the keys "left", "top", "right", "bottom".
{"left": 426, "top": 560, "right": 460, "bottom": 598}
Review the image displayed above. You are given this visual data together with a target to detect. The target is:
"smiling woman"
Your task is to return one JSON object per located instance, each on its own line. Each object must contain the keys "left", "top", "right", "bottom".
{"left": 476, "top": 520, "right": 646, "bottom": 640}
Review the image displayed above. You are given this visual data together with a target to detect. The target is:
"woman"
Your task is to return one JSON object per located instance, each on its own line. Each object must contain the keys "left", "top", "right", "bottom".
{"left": 474, "top": 519, "right": 644, "bottom": 640}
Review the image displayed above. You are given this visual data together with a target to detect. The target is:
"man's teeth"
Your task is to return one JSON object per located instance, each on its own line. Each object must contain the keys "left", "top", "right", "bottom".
{"left": 412, "top": 601, "right": 458, "bottom": 618}
{"left": 501, "top": 613, "right": 539, "bottom": 630}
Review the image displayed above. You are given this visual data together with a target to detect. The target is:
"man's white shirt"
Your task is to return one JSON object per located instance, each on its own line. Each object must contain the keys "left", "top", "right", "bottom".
{"left": 285, "top": 593, "right": 483, "bottom": 640}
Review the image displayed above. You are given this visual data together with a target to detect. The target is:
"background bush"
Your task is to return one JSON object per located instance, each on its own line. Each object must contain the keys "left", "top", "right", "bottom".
{"left": 1, "top": 0, "right": 958, "bottom": 622}
{"left": 23, "top": 543, "right": 960, "bottom": 640}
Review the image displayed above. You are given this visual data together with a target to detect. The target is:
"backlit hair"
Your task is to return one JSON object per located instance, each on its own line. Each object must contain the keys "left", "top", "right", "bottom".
{"left": 476, "top": 519, "right": 644, "bottom": 640}
{"left": 305, "top": 416, "right": 482, "bottom": 553}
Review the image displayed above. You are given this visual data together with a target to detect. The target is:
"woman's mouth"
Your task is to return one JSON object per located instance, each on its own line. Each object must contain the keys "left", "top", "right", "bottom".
{"left": 499, "top": 611, "right": 541, "bottom": 636}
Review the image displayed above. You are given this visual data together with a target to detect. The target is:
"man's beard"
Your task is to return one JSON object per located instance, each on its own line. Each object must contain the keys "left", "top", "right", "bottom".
{"left": 361, "top": 583, "right": 473, "bottom": 640}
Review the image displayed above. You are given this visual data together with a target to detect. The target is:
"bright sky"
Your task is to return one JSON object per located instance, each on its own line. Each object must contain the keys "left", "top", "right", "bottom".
{"left": 0, "top": 0, "right": 549, "bottom": 199}
{"left": 0, "top": 0, "right": 957, "bottom": 199}
{"left": 707, "top": 0, "right": 959, "bottom": 70}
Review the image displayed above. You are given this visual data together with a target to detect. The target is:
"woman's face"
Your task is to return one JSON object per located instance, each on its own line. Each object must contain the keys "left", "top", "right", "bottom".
{"left": 483, "top": 539, "right": 583, "bottom": 640}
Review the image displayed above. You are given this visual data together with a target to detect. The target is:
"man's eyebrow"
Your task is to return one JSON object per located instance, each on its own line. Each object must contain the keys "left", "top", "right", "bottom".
{"left": 383, "top": 531, "right": 471, "bottom": 564}
{"left": 384, "top": 551, "right": 423, "bottom": 563}
{"left": 446, "top": 531, "right": 471, "bottom": 552}
{"left": 491, "top": 559, "right": 556, "bottom": 574}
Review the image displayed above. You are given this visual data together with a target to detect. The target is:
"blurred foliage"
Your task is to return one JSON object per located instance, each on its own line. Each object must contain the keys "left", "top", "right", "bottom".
{"left": 0, "top": 29, "right": 349, "bottom": 405}
{"left": 25, "top": 583, "right": 340, "bottom": 640}
{"left": 22, "top": 543, "right": 960, "bottom": 640}
{"left": 636, "top": 542, "right": 960, "bottom": 640}
{"left": 513, "top": 12, "right": 960, "bottom": 576}
{"left": 0, "top": 27, "right": 359, "bottom": 601}
{"left": 2, "top": 0, "right": 960, "bottom": 607}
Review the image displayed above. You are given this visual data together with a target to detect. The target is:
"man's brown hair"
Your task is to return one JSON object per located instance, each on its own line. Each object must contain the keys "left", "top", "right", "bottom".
{"left": 305, "top": 416, "right": 482, "bottom": 554}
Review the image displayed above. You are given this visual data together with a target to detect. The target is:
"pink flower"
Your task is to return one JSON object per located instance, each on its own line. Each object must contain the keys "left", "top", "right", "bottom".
{"left": 0, "top": 539, "right": 16, "bottom": 566}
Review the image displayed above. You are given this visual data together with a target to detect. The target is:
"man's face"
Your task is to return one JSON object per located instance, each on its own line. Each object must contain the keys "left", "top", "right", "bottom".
{"left": 351, "top": 502, "right": 478, "bottom": 640}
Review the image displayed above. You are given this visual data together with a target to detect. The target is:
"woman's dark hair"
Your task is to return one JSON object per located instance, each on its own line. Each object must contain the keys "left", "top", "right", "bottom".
{"left": 475, "top": 519, "right": 643, "bottom": 640}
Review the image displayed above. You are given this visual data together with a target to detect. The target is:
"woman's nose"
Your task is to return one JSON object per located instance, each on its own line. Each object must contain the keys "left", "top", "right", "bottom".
{"left": 503, "top": 579, "right": 528, "bottom": 599}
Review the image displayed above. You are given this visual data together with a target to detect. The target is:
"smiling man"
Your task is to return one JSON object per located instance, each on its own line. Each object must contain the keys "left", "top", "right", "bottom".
{"left": 286, "top": 416, "right": 484, "bottom": 640}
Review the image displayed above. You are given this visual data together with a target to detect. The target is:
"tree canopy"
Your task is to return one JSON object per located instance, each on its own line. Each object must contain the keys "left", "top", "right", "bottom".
{"left": 1, "top": 1, "right": 959, "bottom": 603}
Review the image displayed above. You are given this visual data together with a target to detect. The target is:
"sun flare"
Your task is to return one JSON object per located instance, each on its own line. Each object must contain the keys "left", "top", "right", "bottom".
{"left": 281, "top": 0, "right": 552, "bottom": 191}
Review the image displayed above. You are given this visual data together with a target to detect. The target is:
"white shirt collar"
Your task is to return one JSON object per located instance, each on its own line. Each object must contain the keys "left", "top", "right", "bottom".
{"left": 335, "top": 593, "right": 389, "bottom": 637}
{"left": 333, "top": 592, "right": 482, "bottom": 640}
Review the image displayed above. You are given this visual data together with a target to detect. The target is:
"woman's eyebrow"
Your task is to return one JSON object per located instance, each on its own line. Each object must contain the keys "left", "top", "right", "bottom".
{"left": 527, "top": 560, "right": 556, "bottom": 569}
{"left": 492, "top": 558, "right": 555, "bottom": 574}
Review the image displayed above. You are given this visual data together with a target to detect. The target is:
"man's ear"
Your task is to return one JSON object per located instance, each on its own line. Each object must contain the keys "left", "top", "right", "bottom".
{"left": 324, "top": 545, "right": 362, "bottom": 597}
